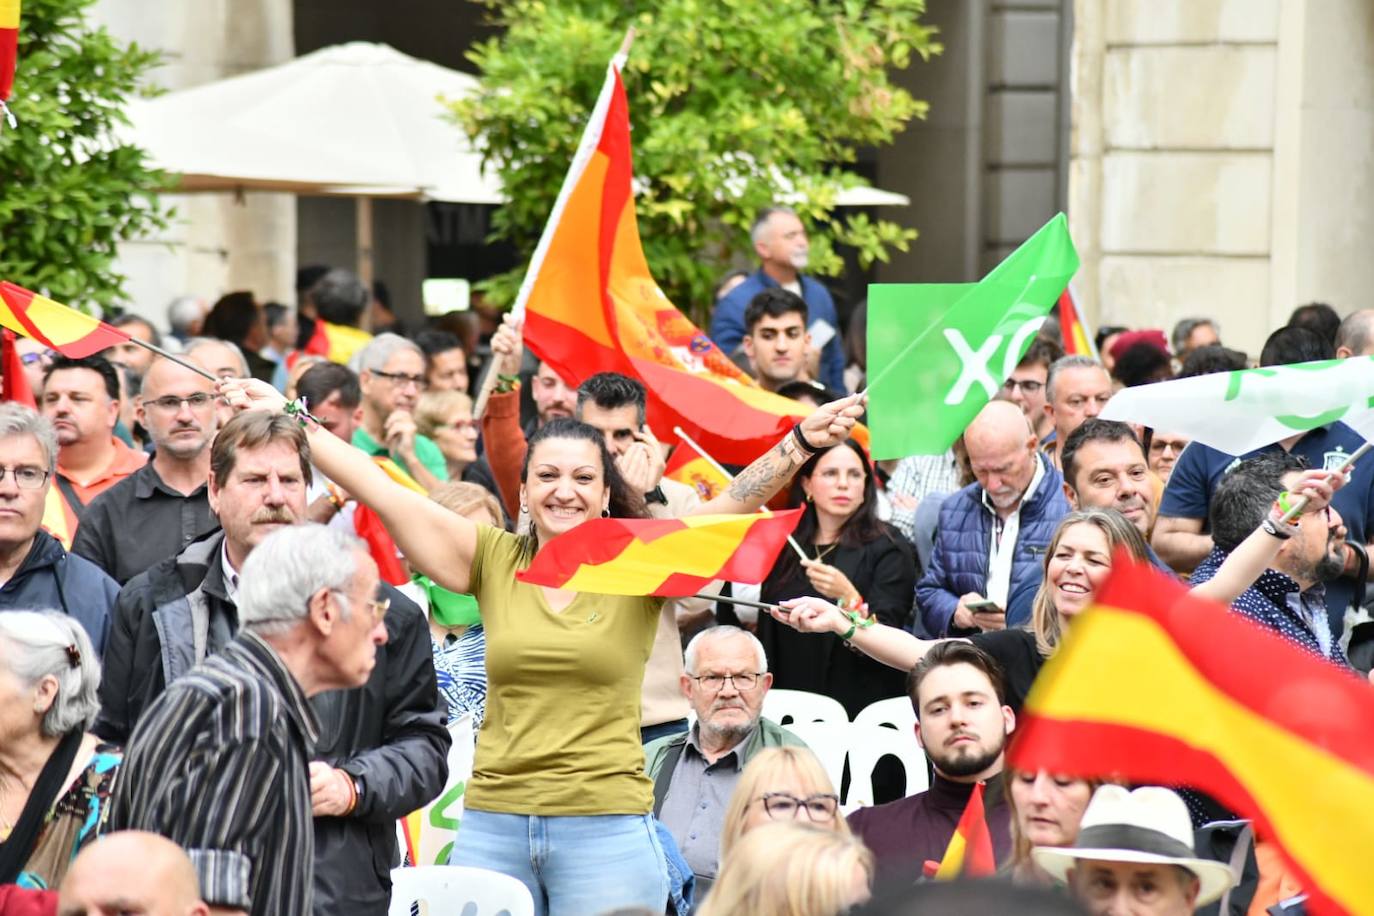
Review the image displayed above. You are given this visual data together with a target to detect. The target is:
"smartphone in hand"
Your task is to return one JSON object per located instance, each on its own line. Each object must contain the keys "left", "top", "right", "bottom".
{"left": 965, "top": 599, "right": 1005, "bottom": 614}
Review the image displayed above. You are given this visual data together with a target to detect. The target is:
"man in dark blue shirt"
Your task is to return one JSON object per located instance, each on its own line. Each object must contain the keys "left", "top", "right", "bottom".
{"left": 1154, "top": 327, "right": 1374, "bottom": 637}
{"left": 710, "top": 207, "right": 846, "bottom": 393}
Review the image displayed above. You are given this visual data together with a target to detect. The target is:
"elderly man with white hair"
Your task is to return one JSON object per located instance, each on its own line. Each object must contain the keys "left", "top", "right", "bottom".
{"left": 0, "top": 610, "right": 114, "bottom": 891}
{"left": 106, "top": 524, "right": 389, "bottom": 916}
{"left": 644, "top": 625, "right": 809, "bottom": 890}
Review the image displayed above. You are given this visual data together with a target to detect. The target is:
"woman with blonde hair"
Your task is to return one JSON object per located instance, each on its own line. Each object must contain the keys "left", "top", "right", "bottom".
{"left": 699, "top": 823, "right": 873, "bottom": 916}
{"left": 718, "top": 746, "right": 847, "bottom": 861}
{"left": 1003, "top": 769, "right": 1104, "bottom": 885}
{"left": 772, "top": 468, "right": 1340, "bottom": 713}
{"left": 414, "top": 389, "right": 479, "bottom": 481}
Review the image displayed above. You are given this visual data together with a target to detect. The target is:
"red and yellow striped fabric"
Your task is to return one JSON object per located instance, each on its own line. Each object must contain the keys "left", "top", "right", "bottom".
{"left": 0, "top": 0, "right": 18, "bottom": 103}
{"left": 923, "top": 781, "right": 996, "bottom": 880}
{"left": 1057, "top": 287, "right": 1097, "bottom": 358}
{"left": 516, "top": 508, "right": 803, "bottom": 596}
{"left": 519, "top": 66, "right": 866, "bottom": 465}
{"left": 0, "top": 281, "right": 130, "bottom": 358}
{"left": 1008, "top": 555, "right": 1374, "bottom": 916}
{"left": 301, "top": 319, "right": 372, "bottom": 366}
{"left": 664, "top": 446, "right": 730, "bottom": 503}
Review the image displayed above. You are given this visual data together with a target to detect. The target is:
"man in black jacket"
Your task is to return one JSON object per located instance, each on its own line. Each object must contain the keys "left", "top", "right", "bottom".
{"left": 96, "top": 411, "right": 449, "bottom": 915}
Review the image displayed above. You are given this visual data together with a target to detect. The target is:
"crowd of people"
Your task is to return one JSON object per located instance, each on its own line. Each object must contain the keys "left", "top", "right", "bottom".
{"left": 0, "top": 206, "right": 1368, "bottom": 916}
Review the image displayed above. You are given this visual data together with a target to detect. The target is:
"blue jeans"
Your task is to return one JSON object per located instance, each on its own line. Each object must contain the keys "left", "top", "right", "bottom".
{"left": 450, "top": 809, "right": 669, "bottom": 916}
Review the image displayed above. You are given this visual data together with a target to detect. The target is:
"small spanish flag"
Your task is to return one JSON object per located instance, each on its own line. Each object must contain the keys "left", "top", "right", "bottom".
{"left": 516, "top": 509, "right": 803, "bottom": 596}
{"left": 922, "top": 782, "right": 996, "bottom": 879}
{"left": 0, "top": 0, "right": 18, "bottom": 106}
{"left": 0, "top": 282, "right": 131, "bottom": 358}
{"left": 1009, "top": 555, "right": 1374, "bottom": 916}
{"left": 664, "top": 445, "right": 730, "bottom": 503}
{"left": 302, "top": 318, "right": 372, "bottom": 366}
{"left": 1057, "top": 286, "right": 1098, "bottom": 358}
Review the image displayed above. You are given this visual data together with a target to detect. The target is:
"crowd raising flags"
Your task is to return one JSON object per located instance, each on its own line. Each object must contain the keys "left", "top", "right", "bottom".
{"left": 864, "top": 213, "right": 1079, "bottom": 459}
{"left": 511, "top": 50, "right": 866, "bottom": 465}
{"left": 1009, "top": 558, "right": 1374, "bottom": 916}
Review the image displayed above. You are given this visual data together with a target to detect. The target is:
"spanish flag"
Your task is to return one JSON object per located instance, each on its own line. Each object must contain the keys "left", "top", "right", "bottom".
{"left": 1056, "top": 286, "right": 1098, "bottom": 358}
{"left": 301, "top": 318, "right": 373, "bottom": 366}
{"left": 0, "top": 328, "right": 69, "bottom": 546}
{"left": 923, "top": 781, "right": 996, "bottom": 879}
{"left": 515, "top": 58, "right": 865, "bottom": 466}
{"left": 664, "top": 445, "right": 730, "bottom": 503}
{"left": 0, "top": 282, "right": 131, "bottom": 358}
{"left": 516, "top": 508, "right": 802, "bottom": 596}
{"left": 1008, "top": 556, "right": 1374, "bottom": 916}
{"left": 0, "top": 0, "right": 18, "bottom": 106}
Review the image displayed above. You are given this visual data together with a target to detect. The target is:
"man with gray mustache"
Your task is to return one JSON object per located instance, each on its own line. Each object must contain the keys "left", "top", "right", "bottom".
{"left": 96, "top": 409, "right": 449, "bottom": 915}
{"left": 643, "top": 625, "right": 809, "bottom": 891}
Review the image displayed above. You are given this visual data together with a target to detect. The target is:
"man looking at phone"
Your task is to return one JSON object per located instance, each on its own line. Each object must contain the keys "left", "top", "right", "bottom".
{"left": 576, "top": 372, "right": 720, "bottom": 743}
{"left": 916, "top": 401, "right": 1070, "bottom": 636}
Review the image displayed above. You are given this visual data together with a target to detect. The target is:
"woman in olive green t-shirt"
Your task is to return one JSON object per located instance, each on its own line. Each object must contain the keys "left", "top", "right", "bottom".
{"left": 225, "top": 374, "right": 865, "bottom": 914}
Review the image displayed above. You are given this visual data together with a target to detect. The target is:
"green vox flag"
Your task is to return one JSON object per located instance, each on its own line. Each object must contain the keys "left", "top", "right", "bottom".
{"left": 865, "top": 213, "right": 1079, "bottom": 460}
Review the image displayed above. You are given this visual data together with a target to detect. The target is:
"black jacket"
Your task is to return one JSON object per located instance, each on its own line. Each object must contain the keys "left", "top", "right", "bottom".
{"left": 96, "top": 530, "right": 450, "bottom": 915}
{"left": 0, "top": 529, "right": 118, "bottom": 655}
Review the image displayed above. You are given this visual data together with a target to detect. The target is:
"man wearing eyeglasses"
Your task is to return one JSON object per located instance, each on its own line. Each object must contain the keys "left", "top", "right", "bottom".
{"left": 353, "top": 334, "right": 448, "bottom": 492}
{"left": 644, "top": 626, "right": 808, "bottom": 890}
{"left": 96, "top": 411, "right": 449, "bottom": 916}
{"left": 72, "top": 357, "right": 222, "bottom": 585}
{"left": 1001, "top": 338, "right": 1061, "bottom": 445}
{"left": 0, "top": 403, "right": 119, "bottom": 654}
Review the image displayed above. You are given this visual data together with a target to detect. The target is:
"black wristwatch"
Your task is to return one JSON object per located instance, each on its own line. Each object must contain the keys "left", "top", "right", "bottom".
{"left": 645, "top": 486, "right": 668, "bottom": 506}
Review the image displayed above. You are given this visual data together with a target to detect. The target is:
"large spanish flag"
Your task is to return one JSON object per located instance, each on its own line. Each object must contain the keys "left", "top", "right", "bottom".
{"left": 516, "top": 508, "right": 802, "bottom": 596}
{"left": 0, "top": 282, "right": 130, "bottom": 358}
{"left": 922, "top": 781, "right": 996, "bottom": 880}
{"left": 514, "top": 57, "right": 865, "bottom": 465}
{"left": 1008, "top": 555, "right": 1374, "bottom": 916}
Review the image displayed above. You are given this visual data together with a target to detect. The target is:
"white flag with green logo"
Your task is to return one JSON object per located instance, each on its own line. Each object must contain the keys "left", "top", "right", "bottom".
{"left": 1100, "top": 357, "right": 1374, "bottom": 454}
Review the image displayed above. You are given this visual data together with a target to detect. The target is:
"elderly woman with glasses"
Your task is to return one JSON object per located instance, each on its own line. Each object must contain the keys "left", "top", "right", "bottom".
{"left": 0, "top": 611, "right": 120, "bottom": 890}
{"left": 415, "top": 390, "right": 480, "bottom": 483}
{"left": 717, "top": 747, "right": 848, "bottom": 862}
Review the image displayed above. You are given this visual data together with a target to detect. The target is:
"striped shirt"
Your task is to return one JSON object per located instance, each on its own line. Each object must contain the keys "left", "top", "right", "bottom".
{"left": 106, "top": 630, "right": 320, "bottom": 916}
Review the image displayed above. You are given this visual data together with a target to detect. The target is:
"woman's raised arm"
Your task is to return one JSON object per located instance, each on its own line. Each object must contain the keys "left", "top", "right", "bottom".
{"left": 689, "top": 394, "right": 866, "bottom": 517}
{"left": 221, "top": 379, "right": 480, "bottom": 594}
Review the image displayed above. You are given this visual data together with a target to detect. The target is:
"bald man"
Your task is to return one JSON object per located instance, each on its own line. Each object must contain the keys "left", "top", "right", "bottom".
{"left": 59, "top": 831, "right": 211, "bottom": 916}
{"left": 1335, "top": 309, "right": 1374, "bottom": 359}
{"left": 915, "top": 400, "right": 1071, "bottom": 636}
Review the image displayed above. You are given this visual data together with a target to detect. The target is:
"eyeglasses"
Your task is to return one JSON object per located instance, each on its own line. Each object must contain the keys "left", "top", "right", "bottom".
{"left": 19, "top": 349, "right": 55, "bottom": 366}
{"left": 142, "top": 393, "right": 216, "bottom": 413}
{"left": 756, "top": 791, "right": 839, "bottom": 821}
{"left": 333, "top": 590, "right": 390, "bottom": 624}
{"left": 371, "top": 369, "right": 427, "bottom": 391}
{"left": 1148, "top": 439, "right": 1189, "bottom": 454}
{"left": 689, "top": 672, "right": 764, "bottom": 692}
{"left": 0, "top": 465, "right": 50, "bottom": 490}
{"left": 439, "top": 418, "right": 478, "bottom": 432}
{"left": 1002, "top": 378, "right": 1043, "bottom": 394}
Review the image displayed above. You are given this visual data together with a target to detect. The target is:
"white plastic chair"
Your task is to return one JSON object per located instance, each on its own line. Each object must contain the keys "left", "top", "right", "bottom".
{"left": 763, "top": 688, "right": 849, "bottom": 727}
{"left": 388, "top": 865, "right": 535, "bottom": 916}
{"left": 843, "top": 721, "right": 930, "bottom": 809}
{"left": 778, "top": 721, "right": 850, "bottom": 803}
{"left": 853, "top": 696, "right": 917, "bottom": 735}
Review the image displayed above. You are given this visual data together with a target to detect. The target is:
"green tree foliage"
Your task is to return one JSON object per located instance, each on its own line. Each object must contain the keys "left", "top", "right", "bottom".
{"left": 455, "top": 0, "right": 940, "bottom": 320}
{"left": 0, "top": 0, "right": 165, "bottom": 312}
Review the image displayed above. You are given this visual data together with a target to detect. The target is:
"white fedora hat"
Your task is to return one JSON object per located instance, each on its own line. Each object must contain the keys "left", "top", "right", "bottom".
{"left": 1032, "top": 785, "right": 1237, "bottom": 906}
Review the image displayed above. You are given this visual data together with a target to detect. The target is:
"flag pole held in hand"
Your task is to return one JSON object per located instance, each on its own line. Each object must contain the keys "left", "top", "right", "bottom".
{"left": 674, "top": 425, "right": 810, "bottom": 563}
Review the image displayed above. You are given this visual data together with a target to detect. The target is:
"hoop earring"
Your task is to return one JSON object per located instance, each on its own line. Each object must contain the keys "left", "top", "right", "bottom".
{"left": 805, "top": 492, "right": 813, "bottom": 503}
{"left": 602, "top": 508, "right": 611, "bottom": 518}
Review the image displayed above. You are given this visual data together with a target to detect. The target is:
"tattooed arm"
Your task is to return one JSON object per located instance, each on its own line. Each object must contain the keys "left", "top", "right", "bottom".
{"left": 689, "top": 394, "right": 866, "bottom": 517}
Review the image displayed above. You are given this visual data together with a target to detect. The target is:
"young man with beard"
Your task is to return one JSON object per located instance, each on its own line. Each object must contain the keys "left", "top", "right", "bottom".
{"left": 847, "top": 641, "right": 1015, "bottom": 888}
